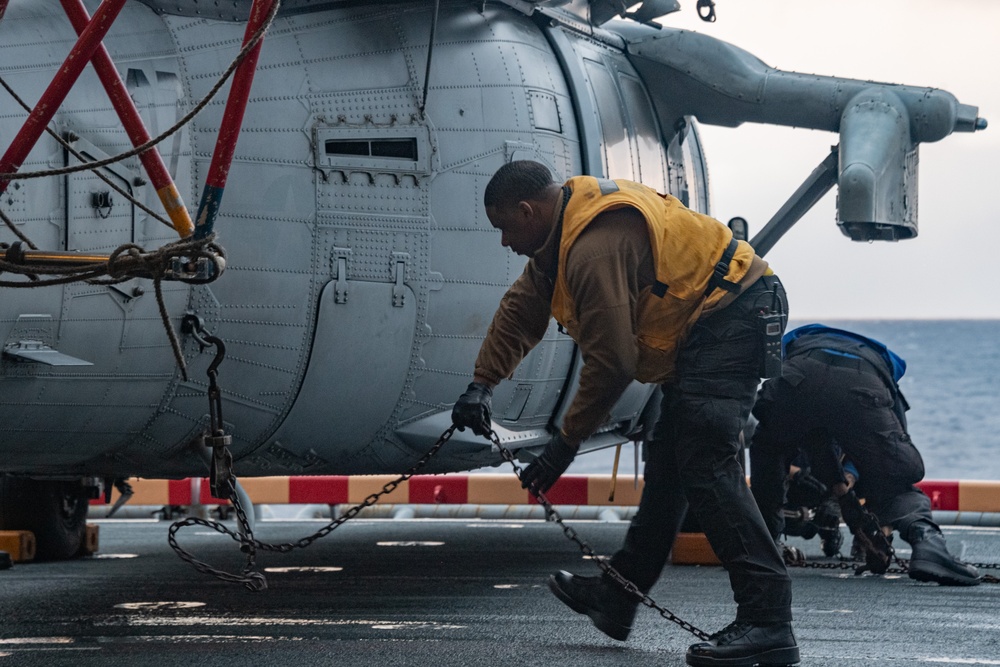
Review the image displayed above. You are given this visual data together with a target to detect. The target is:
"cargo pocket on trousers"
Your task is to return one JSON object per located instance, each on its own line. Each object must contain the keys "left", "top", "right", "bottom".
{"left": 887, "top": 431, "right": 925, "bottom": 484}
{"left": 849, "top": 385, "right": 894, "bottom": 410}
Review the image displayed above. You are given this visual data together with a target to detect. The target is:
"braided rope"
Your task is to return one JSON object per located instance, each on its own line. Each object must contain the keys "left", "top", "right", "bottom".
{"left": 0, "top": 0, "right": 282, "bottom": 183}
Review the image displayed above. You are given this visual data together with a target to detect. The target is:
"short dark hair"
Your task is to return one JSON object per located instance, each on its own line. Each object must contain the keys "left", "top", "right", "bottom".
{"left": 483, "top": 160, "right": 555, "bottom": 209}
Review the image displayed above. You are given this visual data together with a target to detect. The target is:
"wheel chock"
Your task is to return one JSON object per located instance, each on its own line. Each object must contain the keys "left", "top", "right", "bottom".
{"left": 0, "top": 530, "right": 37, "bottom": 563}
{"left": 81, "top": 524, "right": 100, "bottom": 556}
{"left": 670, "top": 532, "right": 721, "bottom": 565}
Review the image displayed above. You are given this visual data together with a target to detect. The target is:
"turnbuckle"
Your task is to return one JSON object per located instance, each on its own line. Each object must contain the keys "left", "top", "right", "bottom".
{"left": 182, "top": 314, "right": 233, "bottom": 498}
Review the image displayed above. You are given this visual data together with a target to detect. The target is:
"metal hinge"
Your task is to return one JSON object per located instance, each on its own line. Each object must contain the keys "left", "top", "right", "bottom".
{"left": 392, "top": 252, "right": 409, "bottom": 307}
{"left": 333, "top": 247, "right": 352, "bottom": 304}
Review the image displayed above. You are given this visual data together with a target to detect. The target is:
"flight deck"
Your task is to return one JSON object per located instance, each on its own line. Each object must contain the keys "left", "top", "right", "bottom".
{"left": 1, "top": 518, "right": 998, "bottom": 666}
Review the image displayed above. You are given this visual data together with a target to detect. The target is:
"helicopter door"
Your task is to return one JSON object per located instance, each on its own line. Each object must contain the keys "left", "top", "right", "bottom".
{"left": 261, "top": 275, "right": 418, "bottom": 468}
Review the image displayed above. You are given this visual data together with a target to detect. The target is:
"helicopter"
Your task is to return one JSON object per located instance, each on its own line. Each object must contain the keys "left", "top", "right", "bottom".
{"left": 0, "top": 0, "right": 986, "bottom": 560}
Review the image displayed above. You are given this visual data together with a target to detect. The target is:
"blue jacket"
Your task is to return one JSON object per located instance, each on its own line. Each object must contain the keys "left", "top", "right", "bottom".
{"left": 782, "top": 324, "right": 906, "bottom": 382}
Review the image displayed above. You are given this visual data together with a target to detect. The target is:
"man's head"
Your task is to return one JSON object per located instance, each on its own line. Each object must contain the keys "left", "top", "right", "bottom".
{"left": 483, "top": 161, "right": 562, "bottom": 256}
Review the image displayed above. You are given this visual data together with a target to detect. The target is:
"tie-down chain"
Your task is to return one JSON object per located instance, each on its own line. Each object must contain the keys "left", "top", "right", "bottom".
{"left": 781, "top": 509, "right": 1000, "bottom": 584}
{"left": 167, "top": 390, "right": 999, "bottom": 626}
{"left": 165, "top": 378, "right": 712, "bottom": 638}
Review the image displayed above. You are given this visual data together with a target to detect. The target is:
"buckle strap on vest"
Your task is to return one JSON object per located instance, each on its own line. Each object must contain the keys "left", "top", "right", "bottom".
{"left": 703, "top": 237, "right": 741, "bottom": 298}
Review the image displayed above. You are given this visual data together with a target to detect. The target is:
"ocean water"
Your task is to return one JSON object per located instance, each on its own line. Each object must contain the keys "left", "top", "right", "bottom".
{"left": 564, "top": 320, "right": 1000, "bottom": 481}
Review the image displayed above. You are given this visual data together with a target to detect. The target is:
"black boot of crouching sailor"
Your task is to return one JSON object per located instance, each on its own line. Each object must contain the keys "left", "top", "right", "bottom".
{"left": 686, "top": 620, "right": 800, "bottom": 666}
{"left": 906, "top": 521, "right": 981, "bottom": 586}
{"left": 547, "top": 570, "right": 640, "bottom": 641}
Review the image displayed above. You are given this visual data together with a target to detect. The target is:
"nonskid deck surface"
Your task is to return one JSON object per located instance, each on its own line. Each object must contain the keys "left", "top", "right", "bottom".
{"left": 1, "top": 519, "right": 998, "bottom": 666}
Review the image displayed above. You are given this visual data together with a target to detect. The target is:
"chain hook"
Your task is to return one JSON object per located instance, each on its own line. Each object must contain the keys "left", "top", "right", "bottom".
{"left": 203, "top": 336, "right": 232, "bottom": 498}
{"left": 181, "top": 314, "right": 233, "bottom": 497}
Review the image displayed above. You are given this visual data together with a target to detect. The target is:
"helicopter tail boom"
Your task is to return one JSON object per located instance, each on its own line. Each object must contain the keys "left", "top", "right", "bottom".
{"left": 616, "top": 23, "right": 986, "bottom": 241}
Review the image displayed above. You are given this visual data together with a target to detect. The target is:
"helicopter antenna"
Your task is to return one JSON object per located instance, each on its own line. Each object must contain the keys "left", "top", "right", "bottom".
{"left": 697, "top": 0, "right": 716, "bottom": 22}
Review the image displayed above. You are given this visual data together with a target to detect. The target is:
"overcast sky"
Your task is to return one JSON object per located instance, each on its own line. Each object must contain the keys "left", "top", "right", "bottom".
{"left": 660, "top": 0, "right": 999, "bottom": 319}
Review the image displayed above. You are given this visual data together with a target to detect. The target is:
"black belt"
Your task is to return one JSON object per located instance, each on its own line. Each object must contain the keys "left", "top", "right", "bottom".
{"left": 803, "top": 348, "right": 880, "bottom": 375}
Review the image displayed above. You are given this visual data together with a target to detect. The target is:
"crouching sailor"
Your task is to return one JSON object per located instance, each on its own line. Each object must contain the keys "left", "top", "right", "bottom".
{"left": 750, "top": 323, "right": 981, "bottom": 586}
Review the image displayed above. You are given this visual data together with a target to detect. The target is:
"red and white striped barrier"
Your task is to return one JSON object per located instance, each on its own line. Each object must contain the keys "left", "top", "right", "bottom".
{"left": 90, "top": 476, "right": 1000, "bottom": 513}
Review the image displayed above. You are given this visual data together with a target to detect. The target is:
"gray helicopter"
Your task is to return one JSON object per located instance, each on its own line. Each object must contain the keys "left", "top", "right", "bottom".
{"left": 0, "top": 0, "right": 986, "bottom": 560}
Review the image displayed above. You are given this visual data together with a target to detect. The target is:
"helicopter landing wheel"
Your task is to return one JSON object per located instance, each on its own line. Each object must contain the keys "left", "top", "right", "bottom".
{"left": 0, "top": 476, "right": 89, "bottom": 561}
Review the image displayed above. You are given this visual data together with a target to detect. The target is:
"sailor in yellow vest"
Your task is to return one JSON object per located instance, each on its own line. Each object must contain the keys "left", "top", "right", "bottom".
{"left": 452, "top": 161, "right": 798, "bottom": 667}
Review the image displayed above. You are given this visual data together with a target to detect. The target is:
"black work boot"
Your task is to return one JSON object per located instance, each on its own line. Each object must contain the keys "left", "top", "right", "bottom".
{"left": 686, "top": 620, "right": 800, "bottom": 666}
{"left": 547, "top": 570, "right": 639, "bottom": 641}
{"left": 906, "top": 521, "right": 981, "bottom": 586}
{"left": 819, "top": 525, "right": 843, "bottom": 558}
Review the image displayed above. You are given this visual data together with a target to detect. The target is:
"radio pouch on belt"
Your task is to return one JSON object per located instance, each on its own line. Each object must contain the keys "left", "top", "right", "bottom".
{"left": 758, "top": 310, "right": 784, "bottom": 378}
{"left": 755, "top": 274, "right": 787, "bottom": 378}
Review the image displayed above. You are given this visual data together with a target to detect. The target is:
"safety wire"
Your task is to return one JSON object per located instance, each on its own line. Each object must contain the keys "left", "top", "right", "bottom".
{"left": 0, "top": 0, "right": 283, "bottom": 185}
{"left": 0, "top": 77, "right": 173, "bottom": 232}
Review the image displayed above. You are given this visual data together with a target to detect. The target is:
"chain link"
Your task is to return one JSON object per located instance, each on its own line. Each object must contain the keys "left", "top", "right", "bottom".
{"left": 782, "top": 494, "right": 1000, "bottom": 584}
{"left": 783, "top": 536, "right": 1000, "bottom": 584}
{"left": 167, "top": 422, "right": 711, "bottom": 639}
{"left": 168, "top": 426, "right": 457, "bottom": 590}
{"left": 961, "top": 550, "right": 1000, "bottom": 583}
{"left": 782, "top": 547, "right": 907, "bottom": 575}
{"left": 170, "top": 420, "right": 999, "bottom": 613}
{"left": 490, "top": 431, "right": 711, "bottom": 641}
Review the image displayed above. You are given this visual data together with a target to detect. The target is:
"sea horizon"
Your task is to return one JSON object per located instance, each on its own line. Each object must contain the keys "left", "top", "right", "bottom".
{"left": 559, "top": 319, "right": 1000, "bottom": 481}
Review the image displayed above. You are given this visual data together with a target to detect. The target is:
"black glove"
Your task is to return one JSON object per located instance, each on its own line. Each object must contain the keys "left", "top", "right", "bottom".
{"left": 451, "top": 382, "right": 493, "bottom": 436}
{"left": 521, "top": 433, "right": 577, "bottom": 496}
{"left": 787, "top": 467, "right": 829, "bottom": 507}
{"left": 838, "top": 490, "right": 892, "bottom": 575}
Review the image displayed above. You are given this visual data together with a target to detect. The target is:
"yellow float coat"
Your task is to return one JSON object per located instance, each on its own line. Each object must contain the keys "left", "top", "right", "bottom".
{"left": 550, "top": 176, "right": 756, "bottom": 383}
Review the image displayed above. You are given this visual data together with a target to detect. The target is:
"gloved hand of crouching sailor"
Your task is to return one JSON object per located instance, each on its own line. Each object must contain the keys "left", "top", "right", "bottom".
{"left": 788, "top": 466, "right": 829, "bottom": 507}
{"left": 838, "top": 490, "right": 891, "bottom": 575}
{"left": 521, "top": 432, "right": 578, "bottom": 495}
{"left": 452, "top": 381, "right": 493, "bottom": 436}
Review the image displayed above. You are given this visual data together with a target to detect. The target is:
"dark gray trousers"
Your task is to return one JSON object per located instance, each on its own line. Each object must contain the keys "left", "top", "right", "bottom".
{"left": 608, "top": 275, "right": 793, "bottom": 624}
{"left": 751, "top": 352, "right": 931, "bottom": 541}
